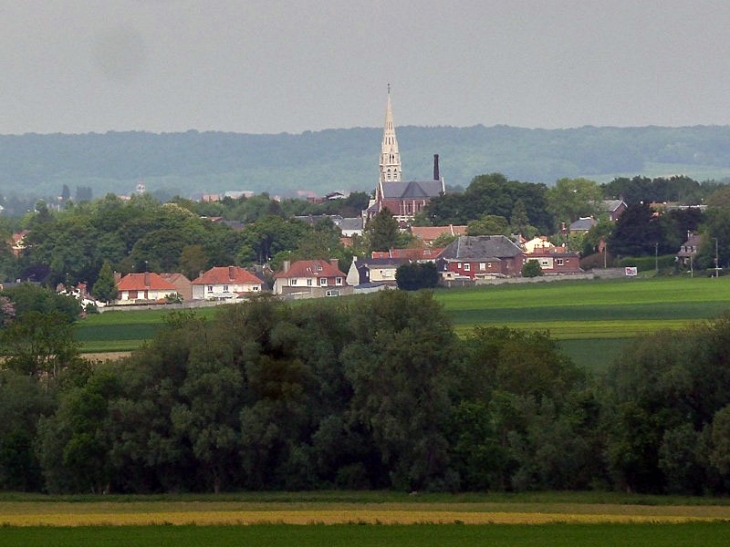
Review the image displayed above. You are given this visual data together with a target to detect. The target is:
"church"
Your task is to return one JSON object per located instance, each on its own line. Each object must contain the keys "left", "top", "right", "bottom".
{"left": 368, "top": 87, "right": 445, "bottom": 223}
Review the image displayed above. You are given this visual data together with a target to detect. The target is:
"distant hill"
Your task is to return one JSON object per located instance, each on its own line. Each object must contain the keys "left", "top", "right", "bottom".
{"left": 2, "top": 125, "right": 730, "bottom": 200}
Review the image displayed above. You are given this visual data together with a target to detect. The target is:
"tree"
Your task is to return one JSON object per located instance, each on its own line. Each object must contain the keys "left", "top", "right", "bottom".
{"left": 522, "top": 259, "right": 543, "bottom": 277}
{"left": 467, "top": 215, "right": 510, "bottom": 236}
{"left": 547, "top": 178, "right": 603, "bottom": 225}
{"left": 342, "top": 291, "right": 460, "bottom": 490}
{"left": 396, "top": 262, "right": 439, "bottom": 291}
{"left": 1, "top": 311, "right": 82, "bottom": 379}
{"left": 608, "top": 203, "right": 667, "bottom": 257}
{"left": 91, "top": 261, "right": 118, "bottom": 303}
{"left": 365, "top": 208, "right": 399, "bottom": 252}
{"left": 179, "top": 245, "right": 209, "bottom": 280}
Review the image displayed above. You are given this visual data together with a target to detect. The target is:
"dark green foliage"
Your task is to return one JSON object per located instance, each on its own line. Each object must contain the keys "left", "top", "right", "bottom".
{"left": 521, "top": 260, "right": 543, "bottom": 277}
{"left": 0, "top": 283, "right": 80, "bottom": 323}
{"left": 426, "top": 173, "right": 554, "bottom": 235}
{"left": 395, "top": 262, "right": 439, "bottom": 290}
{"left": 365, "top": 208, "right": 399, "bottom": 252}
{"left": 8, "top": 291, "right": 730, "bottom": 496}
{"left": 91, "top": 261, "right": 118, "bottom": 303}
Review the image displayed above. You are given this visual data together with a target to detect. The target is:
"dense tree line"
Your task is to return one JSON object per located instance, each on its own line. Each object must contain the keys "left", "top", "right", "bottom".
{"left": 3, "top": 290, "right": 730, "bottom": 495}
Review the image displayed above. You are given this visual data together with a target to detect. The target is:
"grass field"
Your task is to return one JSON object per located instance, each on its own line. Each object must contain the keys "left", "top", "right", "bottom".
{"left": 2, "top": 522, "right": 730, "bottom": 547}
{"left": 76, "top": 277, "right": 730, "bottom": 370}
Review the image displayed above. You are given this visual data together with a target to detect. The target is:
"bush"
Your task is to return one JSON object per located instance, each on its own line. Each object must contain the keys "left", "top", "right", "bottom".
{"left": 522, "top": 260, "right": 543, "bottom": 278}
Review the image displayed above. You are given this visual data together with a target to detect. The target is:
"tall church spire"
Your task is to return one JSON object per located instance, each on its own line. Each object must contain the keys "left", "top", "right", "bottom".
{"left": 379, "top": 84, "right": 401, "bottom": 184}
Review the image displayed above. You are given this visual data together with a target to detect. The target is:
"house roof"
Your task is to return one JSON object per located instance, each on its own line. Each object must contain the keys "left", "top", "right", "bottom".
{"left": 160, "top": 273, "right": 191, "bottom": 284}
{"left": 569, "top": 217, "right": 597, "bottom": 232}
{"left": 117, "top": 272, "right": 177, "bottom": 291}
{"left": 371, "top": 248, "right": 444, "bottom": 260}
{"left": 439, "top": 235, "right": 523, "bottom": 260}
{"left": 380, "top": 180, "right": 444, "bottom": 199}
{"left": 356, "top": 257, "right": 411, "bottom": 269}
{"left": 337, "top": 217, "right": 365, "bottom": 232}
{"left": 275, "top": 259, "right": 346, "bottom": 279}
{"left": 677, "top": 235, "right": 702, "bottom": 258}
{"left": 192, "top": 266, "right": 262, "bottom": 285}
{"left": 411, "top": 225, "right": 467, "bottom": 242}
{"left": 602, "top": 199, "right": 626, "bottom": 212}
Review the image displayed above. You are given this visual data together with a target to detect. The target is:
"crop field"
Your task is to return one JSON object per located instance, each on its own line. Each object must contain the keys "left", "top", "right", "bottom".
{"left": 434, "top": 276, "right": 730, "bottom": 370}
{"left": 1, "top": 494, "right": 729, "bottom": 546}
{"left": 76, "top": 277, "right": 730, "bottom": 370}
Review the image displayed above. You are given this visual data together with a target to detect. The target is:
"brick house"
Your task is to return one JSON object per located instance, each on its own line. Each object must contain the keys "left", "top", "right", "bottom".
{"left": 437, "top": 235, "right": 525, "bottom": 280}
{"left": 274, "top": 259, "right": 351, "bottom": 298}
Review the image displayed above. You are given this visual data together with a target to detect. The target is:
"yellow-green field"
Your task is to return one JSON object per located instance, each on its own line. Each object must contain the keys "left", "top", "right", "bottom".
{"left": 2, "top": 499, "right": 730, "bottom": 527}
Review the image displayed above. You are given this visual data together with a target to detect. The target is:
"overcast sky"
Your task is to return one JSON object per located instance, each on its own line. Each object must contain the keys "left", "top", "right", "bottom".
{"left": 3, "top": 0, "right": 730, "bottom": 135}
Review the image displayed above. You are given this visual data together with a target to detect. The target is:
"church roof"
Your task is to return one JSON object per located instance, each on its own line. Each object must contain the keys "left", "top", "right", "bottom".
{"left": 380, "top": 180, "right": 444, "bottom": 199}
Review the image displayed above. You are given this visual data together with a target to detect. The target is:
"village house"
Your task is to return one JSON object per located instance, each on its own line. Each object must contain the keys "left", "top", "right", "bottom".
{"left": 677, "top": 233, "right": 702, "bottom": 267}
{"left": 527, "top": 248, "right": 583, "bottom": 274}
{"left": 346, "top": 257, "right": 410, "bottom": 287}
{"left": 437, "top": 235, "right": 525, "bottom": 280}
{"left": 159, "top": 272, "right": 193, "bottom": 301}
{"left": 274, "top": 259, "right": 351, "bottom": 298}
{"left": 191, "top": 266, "right": 263, "bottom": 300}
{"left": 116, "top": 272, "right": 178, "bottom": 303}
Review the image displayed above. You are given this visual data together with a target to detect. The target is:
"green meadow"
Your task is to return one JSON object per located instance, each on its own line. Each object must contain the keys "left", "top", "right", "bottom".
{"left": 2, "top": 522, "right": 730, "bottom": 547}
{"left": 76, "top": 277, "right": 730, "bottom": 371}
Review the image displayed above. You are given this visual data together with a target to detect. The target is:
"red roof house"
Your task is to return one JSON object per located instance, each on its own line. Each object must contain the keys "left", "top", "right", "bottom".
{"left": 116, "top": 272, "right": 178, "bottom": 303}
{"left": 274, "top": 259, "right": 351, "bottom": 298}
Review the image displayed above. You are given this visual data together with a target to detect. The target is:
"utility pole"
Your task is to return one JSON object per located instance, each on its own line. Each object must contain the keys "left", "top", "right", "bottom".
{"left": 715, "top": 237, "right": 720, "bottom": 278}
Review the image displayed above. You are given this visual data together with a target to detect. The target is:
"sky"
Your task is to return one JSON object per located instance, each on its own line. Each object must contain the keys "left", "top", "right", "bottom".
{"left": 3, "top": 0, "right": 730, "bottom": 135}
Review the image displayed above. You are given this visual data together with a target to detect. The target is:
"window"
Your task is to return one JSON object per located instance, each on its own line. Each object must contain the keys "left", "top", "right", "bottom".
{"left": 207, "top": 285, "right": 213, "bottom": 292}
{"left": 556, "top": 258, "right": 564, "bottom": 266}
{"left": 336, "top": 277, "right": 343, "bottom": 286}
{"left": 223, "top": 285, "right": 229, "bottom": 292}
{"left": 290, "top": 278, "right": 297, "bottom": 286}
{"left": 463, "top": 263, "right": 470, "bottom": 271}
{"left": 320, "top": 277, "right": 328, "bottom": 286}
{"left": 307, "top": 279, "right": 313, "bottom": 286}
{"left": 479, "top": 263, "right": 486, "bottom": 271}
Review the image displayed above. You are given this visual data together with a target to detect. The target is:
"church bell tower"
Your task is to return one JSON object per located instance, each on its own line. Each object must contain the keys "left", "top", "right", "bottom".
{"left": 378, "top": 84, "right": 402, "bottom": 184}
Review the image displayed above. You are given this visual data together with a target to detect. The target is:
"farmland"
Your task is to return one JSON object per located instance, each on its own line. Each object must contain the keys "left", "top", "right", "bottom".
{"left": 1, "top": 493, "right": 729, "bottom": 546}
{"left": 76, "top": 276, "right": 730, "bottom": 370}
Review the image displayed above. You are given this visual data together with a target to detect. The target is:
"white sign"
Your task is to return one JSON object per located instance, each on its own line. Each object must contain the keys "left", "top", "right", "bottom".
{"left": 625, "top": 266, "right": 638, "bottom": 277}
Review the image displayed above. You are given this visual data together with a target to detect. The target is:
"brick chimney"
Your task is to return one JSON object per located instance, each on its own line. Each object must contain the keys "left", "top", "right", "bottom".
{"left": 329, "top": 258, "right": 339, "bottom": 271}
{"left": 229, "top": 265, "right": 235, "bottom": 280}
{"left": 144, "top": 271, "right": 150, "bottom": 287}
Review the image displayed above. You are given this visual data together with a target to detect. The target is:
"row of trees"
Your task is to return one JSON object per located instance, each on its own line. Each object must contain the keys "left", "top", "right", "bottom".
{"left": 2, "top": 290, "right": 730, "bottom": 495}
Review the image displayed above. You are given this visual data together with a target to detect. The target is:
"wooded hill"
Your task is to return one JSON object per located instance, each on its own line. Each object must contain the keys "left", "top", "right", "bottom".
{"left": 3, "top": 125, "right": 730, "bottom": 200}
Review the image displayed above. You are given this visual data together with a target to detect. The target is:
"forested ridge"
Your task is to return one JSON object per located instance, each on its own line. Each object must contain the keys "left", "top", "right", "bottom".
{"left": 2, "top": 290, "right": 730, "bottom": 496}
{"left": 4, "top": 125, "right": 730, "bottom": 199}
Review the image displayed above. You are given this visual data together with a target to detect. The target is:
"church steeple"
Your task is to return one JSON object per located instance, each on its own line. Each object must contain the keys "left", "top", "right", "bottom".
{"left": 379, "top": 84, "right": 402, "bottom": 184}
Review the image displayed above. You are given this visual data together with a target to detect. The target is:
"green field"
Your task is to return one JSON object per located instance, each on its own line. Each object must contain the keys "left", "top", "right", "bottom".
{"left": 2, "top": 522, "right": 729, "bottom": 547}
{"left": 434, "top": 276, "right": 730, "bottom": 371}
{"left": 76, "top": 277, "right": 730, "bottom": 371}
